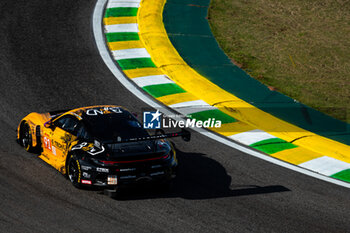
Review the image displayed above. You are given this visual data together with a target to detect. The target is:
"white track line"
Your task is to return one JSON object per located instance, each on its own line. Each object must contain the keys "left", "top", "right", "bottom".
{"left": 93, "top": 0, "right": 350, "bottom": 189}
{"left": 111, "top": 48, "right": 150, "bottom": 60}
{"left": 109, "top": 0, "right": 141, "bottom": 3}
{"left": 169, "top": 100, "right": 217, "bottom": 115}
{"left": 169, "top": 100, "right": 211, "bottom": 108}
{"left": 228, "top": 129, "right": 277, "bottom": 146}
{"left": 299, "top": 156, "right": 350, "bottom": 176}
{"left": 132, "top": 75, "right": 174, "bottom": 87}
{"left": 175, "top": 107, "right": 217, "bottom": 116}
{"left": 105, "top": 24, "right": 139, "bottom": 33}
{"left": 107, "top": 2, "right": 140, "bottom": 8}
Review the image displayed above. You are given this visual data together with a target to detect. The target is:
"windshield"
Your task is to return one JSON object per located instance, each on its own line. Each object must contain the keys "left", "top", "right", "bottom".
{"left": 82, "top": 111, "right": 149, "bottom": 143}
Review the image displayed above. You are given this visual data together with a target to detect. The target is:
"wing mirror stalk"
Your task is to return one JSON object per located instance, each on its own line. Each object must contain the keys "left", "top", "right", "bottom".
{"left": 44, "top": 120, "right": 55, "bottom": 130}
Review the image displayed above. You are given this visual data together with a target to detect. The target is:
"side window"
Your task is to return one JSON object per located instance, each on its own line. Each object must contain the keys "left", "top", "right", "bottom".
{"left": 54, "top": 117, "right": 68, "bottom": 129}
{"left": 54, "top": 115, "right": 79, "bottom": 134}
{"left": 75, "top": 123, "right": 91, "bottom": 140}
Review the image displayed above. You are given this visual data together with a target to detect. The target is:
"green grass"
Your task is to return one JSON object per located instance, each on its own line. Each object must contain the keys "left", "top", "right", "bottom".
{"left": 208, "top": 0, "right": 350, "bottom": 123}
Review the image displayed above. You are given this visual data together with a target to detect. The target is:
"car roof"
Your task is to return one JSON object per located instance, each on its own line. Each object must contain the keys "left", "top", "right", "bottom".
{"left": 71, "top": 105, "right": 127, "bottom": 117}
{"left": 51, "top": 105, "right": 128, "bottom": 121}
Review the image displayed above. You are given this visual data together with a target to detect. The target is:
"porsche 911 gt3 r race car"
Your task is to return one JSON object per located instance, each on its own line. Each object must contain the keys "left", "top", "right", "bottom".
{"left": 17, "top": 105, "right": 190, "bottom": 191}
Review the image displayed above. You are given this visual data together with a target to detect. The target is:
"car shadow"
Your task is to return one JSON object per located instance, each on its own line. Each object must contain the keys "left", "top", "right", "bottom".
{"left": 111, "top": 148, "right": 290, "bottom": 201}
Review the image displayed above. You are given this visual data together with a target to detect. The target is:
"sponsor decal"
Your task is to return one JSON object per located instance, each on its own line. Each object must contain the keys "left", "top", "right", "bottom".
{"left": 96, "top": 167, "right": 109, "bottom": 173}
{"left": 52, "top": 140, "right": 65, "bottom": 152}
{"left": 43, "top": 134, "right": 52, "bottom": 152}
{"left": 86, "top": 107, "right": 122, "bottom": 116}
{"left": 72, "top": 142, "right": 88, "bottom": 150}
{"left": 81, "top": 165, "right": 92, "bottom": 171}
{"left": 87, "top": 146, "right": 105, "bottom": 156}
{"left": 72, "top": 142, "right": 92, "bottom": 151}
{"left": 60, "top": 133, "right": 73, "bottom": 152}
{"left": 61, "top": 133, "right": 72, "bottom": 144}
{"left": 82, "top": 172, "right": 91, "bottom": 178}
{"left": 81, "top": 179, "right": 92, "bottom": 185}
{"left": 76, "top": 156, "right": 81, "bottom": 183}
{"left": 72, "top": 142, "right": 105, "bottom": 156}
{"left": 52, "top": 146, "right": 57, "bottom": 156}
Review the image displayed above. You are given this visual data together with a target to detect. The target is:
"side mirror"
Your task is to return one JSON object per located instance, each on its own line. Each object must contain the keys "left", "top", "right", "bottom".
{"left": 181, "top": 129, "right": 191, "bottom": 142}
{"left": 44, "top": 120, "right": 55, "bottom": 129}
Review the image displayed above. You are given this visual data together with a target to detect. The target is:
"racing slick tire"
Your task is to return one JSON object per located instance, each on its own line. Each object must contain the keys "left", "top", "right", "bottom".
{"left": 67, "top": 154, "right": 82, "bottom": 188}
{"left": 19, "top": 121, "right": 37, "bottom": 152}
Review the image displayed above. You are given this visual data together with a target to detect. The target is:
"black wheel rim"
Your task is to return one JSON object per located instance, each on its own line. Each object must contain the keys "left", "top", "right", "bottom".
{"left": 22, "top": 124, "right": 31, "bottom": 149}
{"left": 68, "top": 159, "right": 79, "bottom": 184}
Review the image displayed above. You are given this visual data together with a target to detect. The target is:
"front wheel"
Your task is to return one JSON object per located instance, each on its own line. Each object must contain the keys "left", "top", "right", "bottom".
{"left": 67, "top": 154, "right": 82, "bottom": 188}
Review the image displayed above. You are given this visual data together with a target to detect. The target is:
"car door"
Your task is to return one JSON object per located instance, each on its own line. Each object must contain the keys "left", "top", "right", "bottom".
{"left": 43, "top": 114, "right": 79, "bottom": 165}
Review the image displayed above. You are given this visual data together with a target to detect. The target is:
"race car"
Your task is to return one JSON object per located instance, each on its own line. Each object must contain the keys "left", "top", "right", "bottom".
{"left": 17, "top": 105, "right": 190, "bottom": 191}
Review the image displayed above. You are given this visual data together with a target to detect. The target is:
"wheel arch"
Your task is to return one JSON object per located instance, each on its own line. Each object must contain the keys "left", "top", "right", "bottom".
{"left": 64, "top": 149, "right": 84, "bottom": 175}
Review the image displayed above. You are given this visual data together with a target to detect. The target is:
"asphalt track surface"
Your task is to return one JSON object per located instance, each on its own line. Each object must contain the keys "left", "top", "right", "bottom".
{"left": 0, "top": 1, "right": 350, "bottom": 232}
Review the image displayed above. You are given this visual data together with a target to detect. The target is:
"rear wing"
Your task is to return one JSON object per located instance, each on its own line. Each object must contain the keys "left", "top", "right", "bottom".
{"left": 94, "top": 129, "right": 191, "bottom": 147}
{"left": 128, "top": 129, "right": 191, "bottom": 142}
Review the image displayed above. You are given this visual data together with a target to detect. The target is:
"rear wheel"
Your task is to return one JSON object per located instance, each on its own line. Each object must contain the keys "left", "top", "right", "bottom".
{"left": 20, "top": 122, "right": 34, "bottom": 152}
{"left": 67, "top": 154, "right": 82, "bottom": 188}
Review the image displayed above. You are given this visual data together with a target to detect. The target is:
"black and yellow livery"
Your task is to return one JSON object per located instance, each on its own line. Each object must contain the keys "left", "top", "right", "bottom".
{"left": 17, "top": 105, "right": 190, "bottom": 191}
